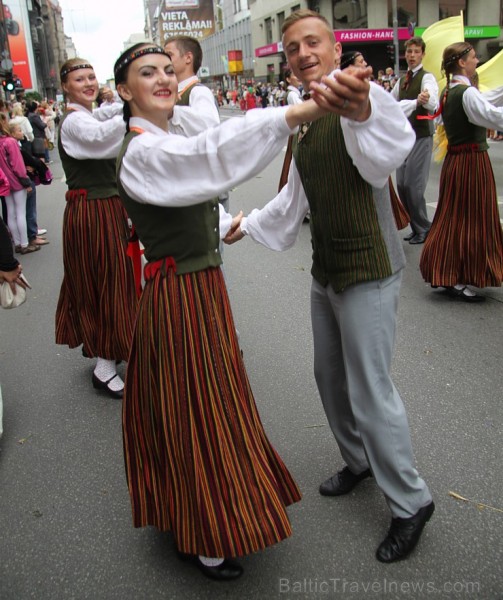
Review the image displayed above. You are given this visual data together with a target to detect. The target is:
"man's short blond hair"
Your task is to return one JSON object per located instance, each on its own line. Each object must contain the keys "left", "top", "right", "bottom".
{"left": 282, "top": 9, "right": 334, "bottom": 39}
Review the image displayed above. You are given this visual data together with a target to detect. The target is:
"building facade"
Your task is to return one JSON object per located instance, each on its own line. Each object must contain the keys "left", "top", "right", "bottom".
{"left": 251, "top": 0, "right": 503, "bottom": 81}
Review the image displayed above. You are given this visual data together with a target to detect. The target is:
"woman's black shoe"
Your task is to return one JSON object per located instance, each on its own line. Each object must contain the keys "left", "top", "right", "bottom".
{"left": 445, "top": 286, "right": 485, "bottom": 303}
{"left": 92, "top": 373, "right": 124, "bottom": 399}
{"left": 176, "top": 551, "right": 243, "bottom": 581}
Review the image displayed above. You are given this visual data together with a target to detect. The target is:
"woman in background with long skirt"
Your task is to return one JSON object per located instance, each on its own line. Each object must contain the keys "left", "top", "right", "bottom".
{"left": 420, "top": 42, "right": 503, "bottom": 302}
{"left": 55, "top": 58, "right": 137, "bottom": 397}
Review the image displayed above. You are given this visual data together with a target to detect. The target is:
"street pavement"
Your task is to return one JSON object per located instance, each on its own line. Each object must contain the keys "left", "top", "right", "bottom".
{"left": 0, "top": 116, "right": 502, "bottom": 600}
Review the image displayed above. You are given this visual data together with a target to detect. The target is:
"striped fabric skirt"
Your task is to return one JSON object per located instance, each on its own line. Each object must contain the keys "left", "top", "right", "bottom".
{"left": 389, "top": 177, "right": 410, "bottom": 231}
{"left": 420, "top": 149, "right": 503, "bottom": 288}
{"left": 55, "top": 191, "right": 137, "bottom": 361}
{"left": 123, "top": 262, "right": 301, "bottom": 558}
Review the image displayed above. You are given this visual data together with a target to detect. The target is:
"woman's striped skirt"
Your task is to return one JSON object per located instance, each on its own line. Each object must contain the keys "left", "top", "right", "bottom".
{"left": 123, "top": 262, "right": 301, "bottom": 558}
{"left": 420, "top": 149, "right": 503, "bottom": 288}
{"left": 389, "top": 177, "right": 410, "bottom": 231}
{"left": 55, "top": 191, "right": 137, "bottom": 361}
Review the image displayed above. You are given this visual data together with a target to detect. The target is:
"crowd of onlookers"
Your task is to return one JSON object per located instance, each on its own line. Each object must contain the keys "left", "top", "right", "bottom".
{"left": 0, "top": 97, "right": 60, "bottom": 257}
{"left": 213, "top": 65, "right": 405, "bottom": 112}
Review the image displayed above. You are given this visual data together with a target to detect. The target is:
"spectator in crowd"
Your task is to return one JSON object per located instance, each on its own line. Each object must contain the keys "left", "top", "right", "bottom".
{"left": 0, "top": 114, "right": 36, "bottom": 255}
{"left": 26, "top": 101, "right": 47, "bottom": 161}
{"left": 9, "top": 122, "right": 50, "bottom": 249}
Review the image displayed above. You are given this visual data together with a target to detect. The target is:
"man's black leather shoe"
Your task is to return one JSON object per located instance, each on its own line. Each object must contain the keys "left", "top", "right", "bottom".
{"left": 376, "top": 501, "right": 435, "bottom": 563}
{"left": 403, "top": 231, "right": 415, "bottom": 241}
{"left": 409, "top": 233, "right": 427, "bottom": 244}
{"left": 177, "top": 552, "right": 243, "bottom": 581}
{"left": 319, "top": 466, "right": 372, "bottom": 496}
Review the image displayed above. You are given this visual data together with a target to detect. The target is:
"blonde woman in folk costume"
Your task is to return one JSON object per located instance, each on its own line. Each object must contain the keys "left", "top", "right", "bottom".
{"left": 420, "top": 42, "right": 503, "bottom": 302}
{"left": 56, "top": 58, "right": 137, "bottom": 398}
{"left": 113, "top": 42, "right": 353, "bottom": 581}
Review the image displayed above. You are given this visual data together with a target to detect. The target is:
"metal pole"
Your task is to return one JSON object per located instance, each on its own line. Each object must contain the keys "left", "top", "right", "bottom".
{"left": 392, "top": 0, "right": 399, "bottom": 75}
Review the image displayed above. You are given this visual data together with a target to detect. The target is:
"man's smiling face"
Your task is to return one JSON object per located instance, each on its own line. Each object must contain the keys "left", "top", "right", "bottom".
{"left": 283, "top": 17, "right": 341, "bottom": 89}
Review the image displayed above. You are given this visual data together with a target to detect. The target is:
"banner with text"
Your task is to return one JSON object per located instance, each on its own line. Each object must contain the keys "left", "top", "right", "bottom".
{"left": 5, "top": 0, "right": 33, "bottom": 89}
{"left": 160, "top": 0, "right": 215, "bottom": 43}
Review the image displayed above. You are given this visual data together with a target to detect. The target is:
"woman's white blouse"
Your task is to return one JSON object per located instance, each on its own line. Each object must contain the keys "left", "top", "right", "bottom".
{"left": 60, "top": 102, "right": 126, "bottom": 160}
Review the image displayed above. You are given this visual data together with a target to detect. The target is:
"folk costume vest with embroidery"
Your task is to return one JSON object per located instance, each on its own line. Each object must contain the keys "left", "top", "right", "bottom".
{"left": 58, "top": 111, "right": 118, "bottom": 199}
{"left": 293, "top": 113, "right": 405, "bottom": 292}
{"left": 116, "top": 130, "right": 222, "bottom": 273}
{"left": 398, "top": 68, "right": 434, "bottom": 138}
{"left": 442, "top": 85, "right": 488, "bottom": 150}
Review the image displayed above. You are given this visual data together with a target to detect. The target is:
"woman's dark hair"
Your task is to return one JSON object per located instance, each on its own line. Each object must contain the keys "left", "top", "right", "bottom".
{"left": 27, "top": 101, "right": 39, "bottom": 113}
{"left": 340, "top": 51, "right": 362, "bottom": 69}
{"left": 114, "top": 43, "right": 165, "bottom": 131}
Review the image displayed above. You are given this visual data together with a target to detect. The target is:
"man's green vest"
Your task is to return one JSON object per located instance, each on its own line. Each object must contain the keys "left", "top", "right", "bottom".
{"left": 398, "top": 68, "right": 434, "bottom": 138}
{"left": 442, "top": 85, "right": 488, "bottom": 150}
{"left": 293, "top": 113, "right": 405, "bottom": 292}
{"left": 58, "top": 111, "right": 118, "bottom": 199}
{"left": 116, "top": 130, "right": 222, "bottom": 274}
{"left": 177, "top": 81, "right": 199, "bottom": 106}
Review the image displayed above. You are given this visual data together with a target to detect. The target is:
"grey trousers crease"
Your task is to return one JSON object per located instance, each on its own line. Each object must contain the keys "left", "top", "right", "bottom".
{"left": 396, "top": 136, "right": 433, "bottom": 236}
{"left": 310, "top": 273, "right": 432, "bottom": 518}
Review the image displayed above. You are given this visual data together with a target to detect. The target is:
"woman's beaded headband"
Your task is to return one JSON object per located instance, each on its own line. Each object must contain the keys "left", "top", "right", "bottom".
{"left": 60, "top": 63, "right": 93, "bottom": 79}
{"left": 340, "top": 52, "right": 362, "bottom": 70}
{"left": 443, "top": 45, "right": 473, "bottom": 69}
{"left": 114, "top": 46, "right": 167, "bottom": 79}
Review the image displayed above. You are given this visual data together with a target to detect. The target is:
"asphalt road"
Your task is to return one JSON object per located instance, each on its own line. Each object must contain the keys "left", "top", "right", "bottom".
{"left": 0, "top": 117, "right": 502, "bottom": 600}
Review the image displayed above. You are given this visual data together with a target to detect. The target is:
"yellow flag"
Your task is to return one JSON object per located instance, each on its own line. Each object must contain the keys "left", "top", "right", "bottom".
{"left": 421, "top": 15, "right": 465, "bottom": 89}
{"left": 477, "top": 49, "right": 503, "bottom": 92}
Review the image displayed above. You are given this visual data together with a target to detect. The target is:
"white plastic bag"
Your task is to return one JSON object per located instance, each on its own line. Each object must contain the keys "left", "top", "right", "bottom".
{"left": 0, "top": 274, "right": 30, "bottom": 309}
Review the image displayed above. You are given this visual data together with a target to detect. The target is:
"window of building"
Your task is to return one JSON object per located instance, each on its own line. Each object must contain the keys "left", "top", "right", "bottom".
{"left": 439, "top": 1, "right": 466, "bottom": 19}
{"left": 291, "top": 5, "right": 301, "bottom": 13}
{"left": 265, "top": 17, "right": 273, "bottom": 44}
{"left": 387, "top": 0, "right": 417, "bottom": 27}
{"left": 277, "top": 11, "right": 285, "bottom": 36}
{"left": 333, "top": 0, "right": 368, "bottom": 29}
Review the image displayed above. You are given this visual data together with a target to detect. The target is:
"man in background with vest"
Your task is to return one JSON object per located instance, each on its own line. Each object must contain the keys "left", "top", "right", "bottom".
{"left": 225, "top": 9, "right": 434, "bottom": 564}
{"left": 391, "top": 37, "right": 438, "bottom": 245}
{"left": 164, "top": 35, "right": 220, "bottom": 135}
{"left": 164, "top": 35, "right": 231, "bottom": 240}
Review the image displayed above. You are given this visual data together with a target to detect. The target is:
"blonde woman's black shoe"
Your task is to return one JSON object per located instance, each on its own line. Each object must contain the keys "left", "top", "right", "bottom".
{"left": 92, "top": 373, "right": 124, "bottom": 399}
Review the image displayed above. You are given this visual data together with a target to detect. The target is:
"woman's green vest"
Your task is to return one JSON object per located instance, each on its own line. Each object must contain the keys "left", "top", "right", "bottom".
{"left": 58, "top": 111, "right": 118, "bottom": 199}
{"left": 116, "top": 130, "right": 222, "bottom": 274}
{"left": 442, "top": 85, "right": 488, "bottom": 150}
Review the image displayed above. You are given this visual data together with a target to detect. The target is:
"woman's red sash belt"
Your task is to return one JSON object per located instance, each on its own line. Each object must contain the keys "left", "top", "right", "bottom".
{"left": 65, "top": 189, "right": 88, "bottom": 202}
{"left": 144, "top": 257, "right": 177, "bottom": 281}
{"left": 447, "top": 143, "right": 485, "bottom": 154}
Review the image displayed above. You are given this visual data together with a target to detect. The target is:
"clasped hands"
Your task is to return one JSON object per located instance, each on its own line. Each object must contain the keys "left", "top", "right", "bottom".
{"left": 224, "top": 210, "right": 244, "bottom": 245}
{"left": 309, "top": 65, "right": 373, "bottom": 122}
